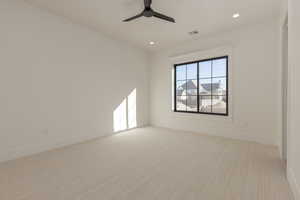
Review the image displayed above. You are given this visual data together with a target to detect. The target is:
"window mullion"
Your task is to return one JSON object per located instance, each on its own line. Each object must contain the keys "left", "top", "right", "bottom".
{"left": 185, "top": 64, "right": 188, "bottom": 112}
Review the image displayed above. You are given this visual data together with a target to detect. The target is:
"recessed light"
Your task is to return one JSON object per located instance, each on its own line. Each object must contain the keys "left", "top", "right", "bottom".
{"left": 149, "top": 41, "right": 155, "bottom": 45}
{"left": 233, "top": 13, "right": 240, "bottom": 18}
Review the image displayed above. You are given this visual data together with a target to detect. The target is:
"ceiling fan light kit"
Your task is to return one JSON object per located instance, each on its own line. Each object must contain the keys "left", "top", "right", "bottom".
{"left": 123, "top": 0, "right": 175, "bottom": 23}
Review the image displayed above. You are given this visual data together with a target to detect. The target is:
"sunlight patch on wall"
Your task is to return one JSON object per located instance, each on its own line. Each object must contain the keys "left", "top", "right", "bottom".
{"left": 128, "top": 89, "right": 137, "bottom": 129}
{"left": 113, "top": 89, "right": 137, "bottom": 132}
{"left": 113, "top": 98, "right": 127, "bottom": 132}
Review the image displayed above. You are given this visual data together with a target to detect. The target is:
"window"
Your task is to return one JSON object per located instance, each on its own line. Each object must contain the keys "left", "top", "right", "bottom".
{"left": 174, "top": 56, "right": 228, "bottom": 116}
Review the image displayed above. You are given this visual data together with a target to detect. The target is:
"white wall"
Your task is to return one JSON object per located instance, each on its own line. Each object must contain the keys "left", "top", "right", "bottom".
{"left": 287, "top": 0, "right": 300, "bottom": 198}
{"left": 150, "top": 21, "right": 281, "bottom": 146}
{"left": 0, "top": 0, "right": 149, "bottom": 162}
{"left": 278, "top": 0, "right": 288, "bottom": 161}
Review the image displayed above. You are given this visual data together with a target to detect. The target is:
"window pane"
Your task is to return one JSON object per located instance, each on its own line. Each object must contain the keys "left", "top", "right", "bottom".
{"left": 199, "top": 78, "right": 211, "bottom": 95}
{"left": 212, "top": 96, "right": 227, "bottom": 114}
{"left": 212, "top": 78, "right": 226, "bottom": 95}
{"left": 186, "top": 79, "right": 197, "bottom": 95}
{"left": 199, "top": 95, "right": 212, "bottom": 113}
{"left": 212, "top": 58, "right": 227, "bottom": 77}
{"left": 199, "top": 61, "right": 211, "bottom": 78}
{"left": 176, "top": 80, "right": 187, "bottom": 95}
{"left": 175, "top": 57, "right": 228, "bottom": 115}
{"left": 176, "top": 96, "right": 187, "bottom": 111}
{"left": 187, "top": 63, "right": 197, "bottom": 79}
{"left": 187, "top": 96, "right": 197, "bottom": 112}
{"left": 176, "top": 65, "right": 186, "bottom": 80}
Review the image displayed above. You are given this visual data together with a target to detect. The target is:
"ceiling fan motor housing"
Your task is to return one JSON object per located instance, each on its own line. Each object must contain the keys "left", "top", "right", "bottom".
{"left": 143, "top": 8, "right": 154, "bottom": 17}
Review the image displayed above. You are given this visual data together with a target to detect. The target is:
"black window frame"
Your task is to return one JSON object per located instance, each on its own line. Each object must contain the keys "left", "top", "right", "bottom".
{"left": 174, "top": 56, "right": 229, "bottom": 116}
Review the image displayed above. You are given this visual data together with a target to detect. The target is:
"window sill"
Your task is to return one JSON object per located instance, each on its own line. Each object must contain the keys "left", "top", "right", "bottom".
{"left": 174, "top": 110, "right": 229, "bottom": 116}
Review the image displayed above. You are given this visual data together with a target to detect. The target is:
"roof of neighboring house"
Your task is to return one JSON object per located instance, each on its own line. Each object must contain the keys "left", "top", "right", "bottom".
{"left": 201, "top": 83, "right": 220, "bottom": 92}
{"left": 177, "top": 80, "right": 221, "bottom": 95}
{"left": 177, "top": 80, "right": 197, "bottom": 90}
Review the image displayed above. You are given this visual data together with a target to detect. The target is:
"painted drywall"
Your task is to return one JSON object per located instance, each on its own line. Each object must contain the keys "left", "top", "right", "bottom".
{"left": 149, "top": 21, "right": 281, "bottom": 146}
{"left": 287, "top": 0, "right": 300, "bottom": 198}
{"left": 0, "top": 0, "right": 149, "bottom": 162}
{"left": 280, "top": 21, "right": 288, "bottom": 161}
{"left": 278, "top": 0, "right": 288, "bottom": 161}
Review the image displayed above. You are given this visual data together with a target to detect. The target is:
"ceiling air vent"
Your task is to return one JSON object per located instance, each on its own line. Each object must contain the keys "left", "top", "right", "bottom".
{"left": 189, "top": 30, "right": 199, "bottom": 35}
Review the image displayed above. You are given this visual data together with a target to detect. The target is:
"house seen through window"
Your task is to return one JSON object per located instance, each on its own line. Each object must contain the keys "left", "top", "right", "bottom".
{"left": 174, "top": 56, "right": 228, "bottom": 115}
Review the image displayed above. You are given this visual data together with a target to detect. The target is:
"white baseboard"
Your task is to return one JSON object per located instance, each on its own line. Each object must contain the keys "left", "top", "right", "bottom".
{"left": 149, "top": 125, "right": 277, "bottom": 147}
{"left": 287, "top": 167, "right": 300, "bottom": 200}
{"left": 0, "top": 125, "right": 149, "bottom": 164}
{"left": 0, "top": 132, "right": 105, "bottom": 164}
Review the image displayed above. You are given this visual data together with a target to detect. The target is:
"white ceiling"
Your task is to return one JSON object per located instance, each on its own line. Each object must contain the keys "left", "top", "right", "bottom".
{"left": 25, "top": 0, "right": 281, "bottom": 51}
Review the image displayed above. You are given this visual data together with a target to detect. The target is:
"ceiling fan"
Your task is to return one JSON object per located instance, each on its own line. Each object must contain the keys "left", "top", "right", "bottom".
{"left": 123, "top": 0, "right": 175, "bottom": 23}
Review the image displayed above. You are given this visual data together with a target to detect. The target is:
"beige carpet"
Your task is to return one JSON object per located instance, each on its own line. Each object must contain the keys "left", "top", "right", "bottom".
{"left": 0, "top": 127, "right": 293, "bottom": 200}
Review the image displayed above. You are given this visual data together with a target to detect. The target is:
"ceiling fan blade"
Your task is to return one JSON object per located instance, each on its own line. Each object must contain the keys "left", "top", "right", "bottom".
{"left": 153, "top": 11, "right": 175, "bottom": 23}
{"left": 123, "top": 13, "right": 143, "bottom": 22}
{"left": 144, "top": 0, "right": 152, "bottom": 8}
